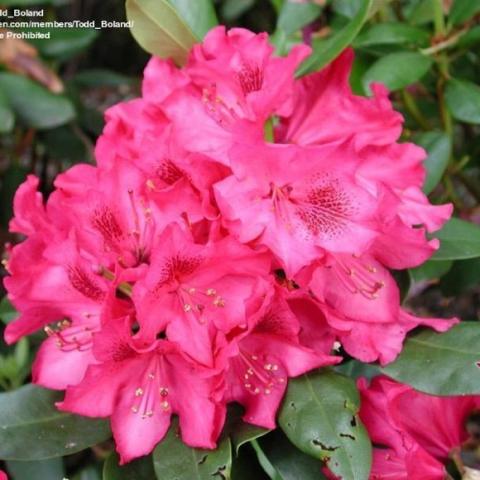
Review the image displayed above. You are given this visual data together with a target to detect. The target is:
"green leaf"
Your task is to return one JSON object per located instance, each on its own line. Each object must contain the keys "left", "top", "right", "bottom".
{"left": 449, "top": 0, "right": 480, "bottom": 26}
{"left": 445, "top": 79, "right": 480, "bottom": 124}
{"left": 103, "top": 452, "right": 155, "bottom": 480}
{"left": 414, "top": 131, "right": 451, "bottom": 194}
{"left": 6, "top": 458, "right": 64, "bottom": 480}
{"left": 431, "top": 217, "right": 480, "bottom": 261}
{"left": 0, "top": 90, "right": 14, "bottom": 134}
{"left": 168, "top": 0, "right": 218, "bottom": 39}
{"left": 25, "top": 28, "right": 99, "bottom": 60}
{"left": 231, "top": 422, "right": 270, "bottom": 455}
{"left": 0, "top": 73, "right": 75, "bottom": 129}
{"left": 405, "top": 0, "right": 434, "bottom": 25}
{"left": 296, "top": 0, "right": 372, "bottom": 76}
{"left": 383, "top": 323, "right": 480, "bottom": 395}
{"left": 409, "top": 259, "right": 453, "bottom": 283}
{"left": 277, "top": 1, "right": 322, "bottom": 35}
{"left": 354, "top": 22, "right": 429, "bottom": 47}
{"left": 125, "top": 0, "right": 198, "bottom": 65}
{"left": 260, "top": 431, "right": 326, "bottom": 480}
{"left": 440, "top": 258, "right": 480, "bottom": 296}
{"left": 153, "top": 422, "right": 232, "bottom": 480}
{"left": 0, "top": 297, "right": 18, "bottom": 325}
{"left": 335, "top": 360, "right": 381, "bottom": 380}
{"left": 0, "top": 384, "right": 111, "bottom": 460}
{"left": 458, "top": 25, "right": 480, "bottom": 49}
{"left": 362, "top": 52, "right": 433, "bottom": 93}
{"left": 279, "top": 370, "right": 372, "bottom": 480}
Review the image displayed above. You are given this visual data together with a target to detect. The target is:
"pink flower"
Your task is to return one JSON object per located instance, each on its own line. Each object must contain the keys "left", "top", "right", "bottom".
{"left": 223, "top": 288, "right": 340, "bottom": 429}
{"left": 146, "top": 27, "right": 309, "bottom": 164}
{"left": 358, "top": 376, "right": 480, "bottom": 479}
{"left": 276, "top": 49, "right": 403, "bottom": 149}
{"left": 302, "top": 254, "right": 458, "bottom": 365}
{"left": 215, "top": 141, "right": 379, "bottom": 276}
{"left": 0, "top": 471, "right": 7, "bottom": 480}
{"left": 58, "top": 310, "right": 225, "bottom": 464}
{"left": 133, "top": 224, "right": 272, "bottom": 366}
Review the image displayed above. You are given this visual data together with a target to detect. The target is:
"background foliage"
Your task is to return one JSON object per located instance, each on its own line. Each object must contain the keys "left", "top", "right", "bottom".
{"left": 0, "top": 0, "right": 480, "bottom": 478}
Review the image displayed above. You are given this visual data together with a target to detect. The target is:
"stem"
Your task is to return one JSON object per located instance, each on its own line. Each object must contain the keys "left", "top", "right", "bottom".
{"left": 401, "top": 90, "right": 430, "bottom": 130}
{"left": 432, "top": 0, "right": 446, "bottom": 37}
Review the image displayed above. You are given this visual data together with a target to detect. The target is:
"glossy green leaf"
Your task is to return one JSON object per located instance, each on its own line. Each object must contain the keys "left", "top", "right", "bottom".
{"left": 279, "top": 370, "right": 371, "bottom": 480}
{"left": 431, "top": 218, "right": 480, "bottom": 261}
{"left": 0, "top": 297, "right": 18, "bottom": 325}
{"left": 168, "top": 0, "right": 218, "bottom": 39}
{"left": 363, "top": 52, "right": 433, "bottom": 93}
{"left": 414, "top": 131, "right": 451, "bottom": 194}
{"left": 0, "top": 73, "right": 75, "bottom": 129}
{"left": 277, "top": 1, "right": 322, "bottom": 35}
{"left": 6, "top": 458, "right": 64, "bottom": 480}
{"left": 0, "top": 90, "right": 14, "bottom": 134}
{"left": 383, "top": 323, "right": 480, "bottom": 395}
{"left": 25, "top": 28, "right": 98, "bottom": 59}
{"left": 0, "top": 384, "right": 111, "bottom": 460}
{"left": 126, "top": 0, "right": 197, "bottom": 65}
{"left": 260, "top": 431, "right": 326, "bottom": 480}
{"left": 354, "top": 22, "right": 429, "bottom": 47}
{"left": 409, "top": 260, "right": 453, "bottom": 283}
{"left": 335, "top": 360, "right": 381, "bottom": 380}
{"left": 449, "top": 0, "right": 480, "bottom": 26}
{"left": 153, "top": 423, "right": 232, "bottom": 480}
{"left": 296, "top": 0, "right": 372, "bottom": 76}
{"left": 231, "top": 422, "right": 270, "bottom": 455}
{"left": 445, "top": 79, "right": 480, "bottom": 124}
{"left": 440, "top": 258, "right": 480, "bottom": 296}
{"left": 103, "top": 452, "right": 155, "bottom": 480}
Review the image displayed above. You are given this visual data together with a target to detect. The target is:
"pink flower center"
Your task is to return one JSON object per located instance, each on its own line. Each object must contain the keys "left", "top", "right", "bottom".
{"left": 331, "top": 254, "right": 385, "bottom": 300}
{"left": 130, "top": 359, "right": 171, "bottom": 419}
{"left": 239, "top": 350, "right": 286, "bottom": 396}
{"left": 44, "top": 319, "right": 95, "bottom": 352}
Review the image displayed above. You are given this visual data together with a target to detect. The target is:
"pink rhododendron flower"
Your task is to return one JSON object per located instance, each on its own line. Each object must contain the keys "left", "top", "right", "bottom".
{"left": 358, "top": 376, "right": 480, "bottom": 479}
{"left": 215, "top": 141, "right": 379, "bottom": 276}
{"left": 2, "top": 24, "right": 458, "bottom": 464}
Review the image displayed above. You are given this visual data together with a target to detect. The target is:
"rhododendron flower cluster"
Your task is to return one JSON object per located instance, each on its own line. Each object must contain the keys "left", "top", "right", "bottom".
{"left": 3, "top": 27, "right": 458, "bottom": 462}
{"left": 358, "top": 376, "right": 480, "bottom": 479}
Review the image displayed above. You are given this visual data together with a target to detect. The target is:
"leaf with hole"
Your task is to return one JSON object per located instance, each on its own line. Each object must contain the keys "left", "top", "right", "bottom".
{"left": 153, "top": 421, "right": 232, "bottom": 480}
{"left": 279, "top": 369, "right": 371, "bottom": 480}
